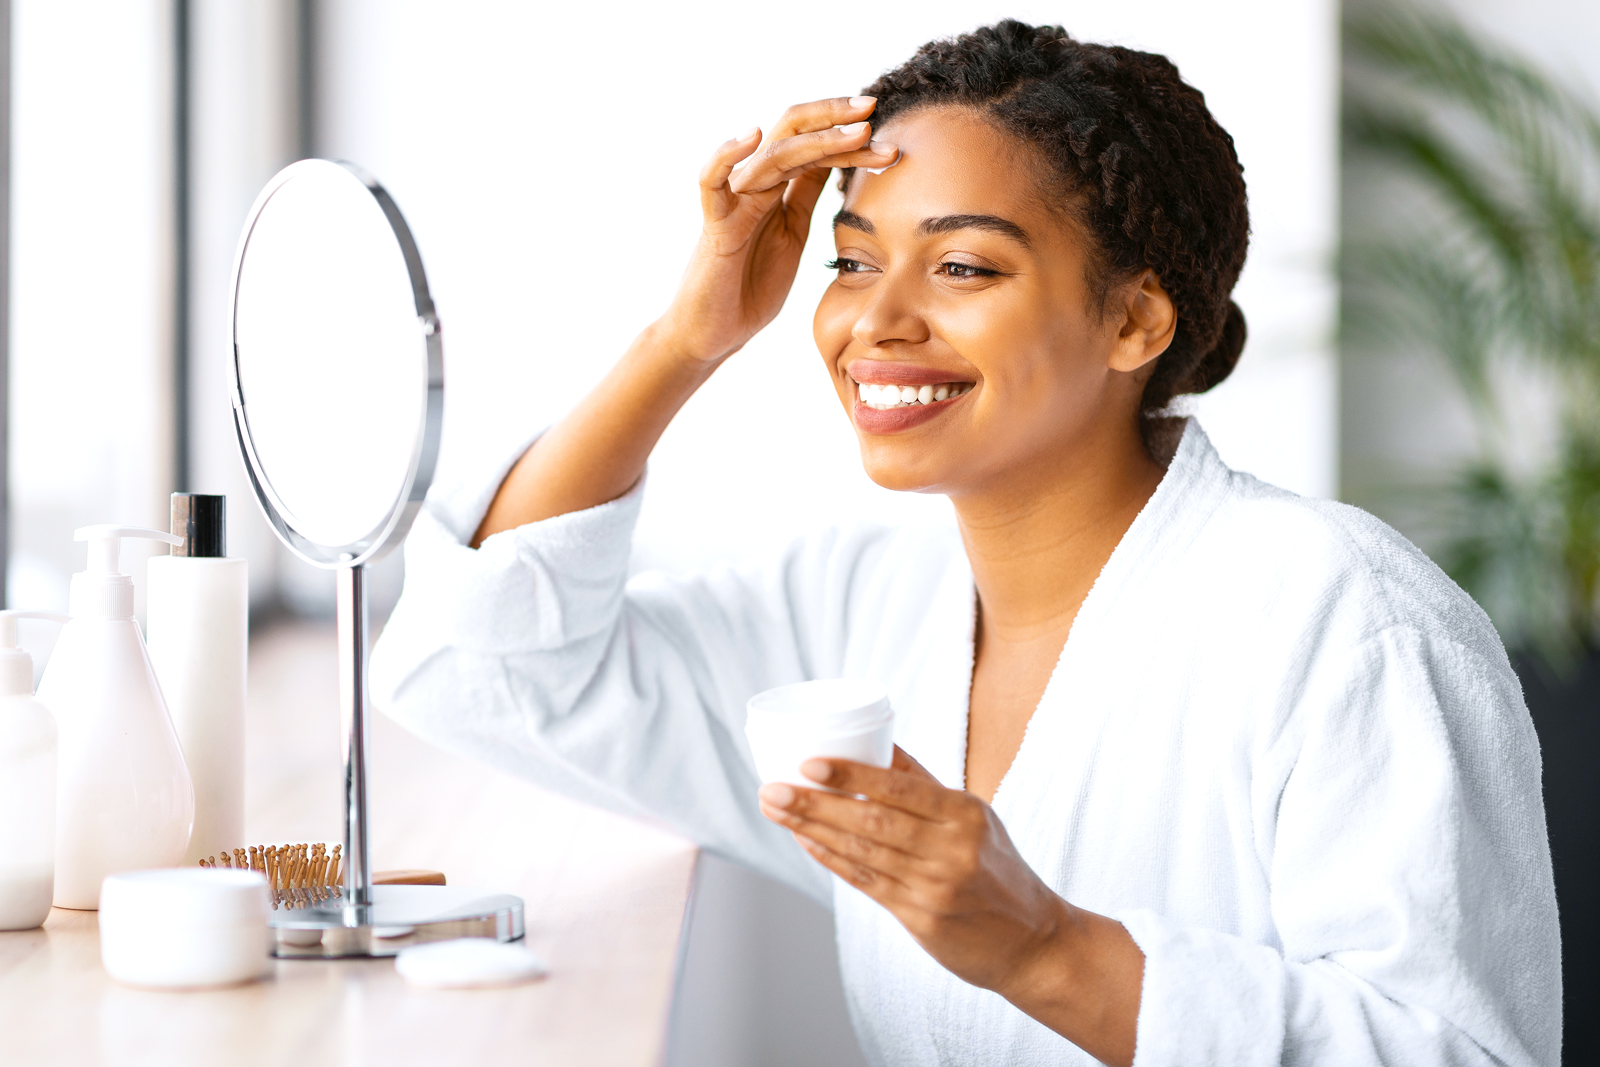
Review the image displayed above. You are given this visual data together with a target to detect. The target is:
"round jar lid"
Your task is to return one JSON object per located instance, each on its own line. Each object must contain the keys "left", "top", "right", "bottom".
{"left": 100, "top": 868, "right": 269, "bottom": 926}
{"left": 746, "top": 679, "right": 892, "bottom": 735}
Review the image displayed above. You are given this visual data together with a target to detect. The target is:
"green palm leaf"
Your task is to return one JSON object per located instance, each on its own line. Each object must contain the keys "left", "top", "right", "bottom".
{"left": 1344, "top": 5, "right": 1600, "bottom": 665}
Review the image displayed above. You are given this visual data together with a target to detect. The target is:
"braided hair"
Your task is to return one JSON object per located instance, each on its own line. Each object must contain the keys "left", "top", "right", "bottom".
{"left": 845, "top": 20, "right": 1250, "bottom": 438}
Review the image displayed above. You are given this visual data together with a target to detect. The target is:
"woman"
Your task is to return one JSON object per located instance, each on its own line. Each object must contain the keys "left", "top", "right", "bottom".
{"left": 372, "top": 20, "right": 1559, "bottom": 1067}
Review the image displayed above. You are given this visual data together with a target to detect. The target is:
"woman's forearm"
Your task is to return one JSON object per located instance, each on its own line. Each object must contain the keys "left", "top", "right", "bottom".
{"left": 472, "top": 321, "right": 719, "bottom": 545}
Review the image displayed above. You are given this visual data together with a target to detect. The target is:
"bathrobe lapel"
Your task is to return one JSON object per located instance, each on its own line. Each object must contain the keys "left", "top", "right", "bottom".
{"left": 980, "top": 423, "right": 1237, "bottom": 878}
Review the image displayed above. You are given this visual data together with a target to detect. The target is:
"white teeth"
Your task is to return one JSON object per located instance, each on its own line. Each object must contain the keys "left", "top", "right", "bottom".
{"left": 853, "top": 380, "right": 973, "bottom": 409}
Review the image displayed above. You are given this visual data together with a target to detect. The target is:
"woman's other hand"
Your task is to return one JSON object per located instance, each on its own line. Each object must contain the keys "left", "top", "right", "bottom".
{"left": 757, "top": 746, "right": 1143, "bottom": 1067}
{"left": 662, "top": 97, "right": 898, "bottom": 365}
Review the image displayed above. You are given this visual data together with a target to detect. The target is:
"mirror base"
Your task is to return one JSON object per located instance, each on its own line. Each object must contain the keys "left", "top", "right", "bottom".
{"left": 268, "top": 884, "right": 525, "bottom": 958}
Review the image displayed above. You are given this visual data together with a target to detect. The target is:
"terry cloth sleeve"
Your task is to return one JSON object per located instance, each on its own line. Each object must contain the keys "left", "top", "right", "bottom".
{"left": 1115, "top": 626, "right": 1561, "bottom": 1067}
{"left": 370, "top": 441, "right": 879, "bottom": 907}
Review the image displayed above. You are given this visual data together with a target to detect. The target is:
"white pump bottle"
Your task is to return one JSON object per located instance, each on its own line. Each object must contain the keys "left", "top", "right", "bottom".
{"left": 37, "top": 526, "right": 196, "bottom": 910}
{"left": 0, "top": 610, "right": 71, "bottom": 929}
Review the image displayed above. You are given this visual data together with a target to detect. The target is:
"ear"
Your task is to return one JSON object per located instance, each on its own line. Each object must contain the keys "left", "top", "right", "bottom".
{"left": 1107, "top": 270, "right": 1176, "bottom": 373}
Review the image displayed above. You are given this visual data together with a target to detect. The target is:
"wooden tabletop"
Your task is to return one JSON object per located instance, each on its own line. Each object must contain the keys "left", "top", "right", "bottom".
{"left": 0, "top": 621, "right": 698, "bottom": 1067}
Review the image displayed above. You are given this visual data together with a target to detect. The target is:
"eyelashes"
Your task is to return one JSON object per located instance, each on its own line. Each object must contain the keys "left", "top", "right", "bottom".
{"left": 825, "top": 257, "right": 1002, "bottom": 278}
{"left": 940, "top": 262, "right": 997, "bottom": 278}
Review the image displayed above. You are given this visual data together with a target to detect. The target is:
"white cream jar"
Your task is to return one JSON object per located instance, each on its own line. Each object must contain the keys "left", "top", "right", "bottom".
{"left": 744, "top": 679, "right": 894, "bottom": 787}
{"left": 99, "top": 868, "right": 272, "bottom": 989}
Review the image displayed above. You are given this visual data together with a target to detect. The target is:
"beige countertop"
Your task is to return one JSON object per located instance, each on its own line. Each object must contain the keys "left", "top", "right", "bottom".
{"left": 0, "top": 621, "right": 698, "bottom": 1066}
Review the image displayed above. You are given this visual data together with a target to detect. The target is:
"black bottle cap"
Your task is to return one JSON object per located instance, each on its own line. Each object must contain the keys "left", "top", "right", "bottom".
{"left": 171, "top": 494, "right": 226, "bottom": 558}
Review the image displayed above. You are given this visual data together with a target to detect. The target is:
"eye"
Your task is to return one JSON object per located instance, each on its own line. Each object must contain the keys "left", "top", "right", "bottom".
{"left": 938, "top": 261, "right": 998, "bottom": 278}
{"left": 825, "top": 257, "right": 874, "bottom": 274}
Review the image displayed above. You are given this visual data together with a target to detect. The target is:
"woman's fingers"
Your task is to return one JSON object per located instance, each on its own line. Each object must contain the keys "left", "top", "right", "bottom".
{"left": 698, "top": 127, "right": 763, "bottom": 220}
{"left": 769, "top": 95, "right": 878, "bottom": 140}
{"left": 890, "top": 745, "right": 940, "bottom": 780}
{"left": 758, "top": 785, "right": 930, "bottom": 863}
{"left": 731, "top": 124, "right": 898, "bottom": 195}
{"left": 796, "top": 754, "right": 955, "bottom": 820}
{"left": 781, "top": 167, "right": 831, "bottom": 233}
{"left": 701, "top": 97, "right": 894, "bottom": 217}
{"left": 762, "top": 798, "right": 920, "bottom": 880}
{"left": 790, "top": 828, "right": 913, "bottom": 902}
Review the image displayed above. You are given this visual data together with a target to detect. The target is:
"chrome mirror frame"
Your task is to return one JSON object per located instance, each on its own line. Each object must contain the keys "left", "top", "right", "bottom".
{"left": 228, "top": 159, "right": 444, "bottom": 570}
{"left": 227, "top": 160, "right": 522, "bottom": 956}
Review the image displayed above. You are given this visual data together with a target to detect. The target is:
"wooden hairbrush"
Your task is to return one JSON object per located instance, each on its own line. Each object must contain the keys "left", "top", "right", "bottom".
{"left": 198, "top": 842, "right": 445, "bottom": 910}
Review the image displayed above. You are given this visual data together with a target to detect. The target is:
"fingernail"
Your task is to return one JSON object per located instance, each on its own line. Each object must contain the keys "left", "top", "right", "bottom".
{"left": 839, "top": 121, "right": 868, "bottom": 136}
{"left": 737, "top": 126, "right": 760, "bottom": 142}
{"left": 850, "top": 96, "right": 875, "bottom": 109}
{"left": 801, "top": 759, "right": 832, "bottom": 784}
{"left": 759, "top": 783, "right": 796, "bottom": 807}
{"left": 868, "top": 140, "right": 894, "bottom": 155}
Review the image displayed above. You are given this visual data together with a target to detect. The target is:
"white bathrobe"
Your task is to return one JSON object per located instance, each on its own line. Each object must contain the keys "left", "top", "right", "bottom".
{"left": 371, "top": 420, "right": 1561, "bottom": 1067}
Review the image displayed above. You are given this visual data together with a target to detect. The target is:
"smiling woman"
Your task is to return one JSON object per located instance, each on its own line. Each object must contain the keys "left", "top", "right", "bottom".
{"left": 371, "top": 19, "right": 1559, "bottom": 1067}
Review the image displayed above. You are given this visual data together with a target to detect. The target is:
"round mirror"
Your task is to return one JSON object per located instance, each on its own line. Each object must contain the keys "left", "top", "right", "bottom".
{"left": 230, "top": 159, "right": 443, "bottom": 567}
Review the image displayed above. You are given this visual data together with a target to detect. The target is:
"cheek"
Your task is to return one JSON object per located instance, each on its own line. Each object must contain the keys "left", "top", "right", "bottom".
{"left": 812, "top": 286, "right": 856, "bottom": 366}
{"left": 946, "top": 291, "right": 1098, "bottom": 399}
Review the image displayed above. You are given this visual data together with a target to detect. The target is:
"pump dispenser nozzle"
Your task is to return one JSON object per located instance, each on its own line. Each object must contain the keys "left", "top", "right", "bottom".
{"left": 0, "top": 611, "right": 70, "bottom": 697}
{"left": 70, "top": 526, "right": 185, "bottom": 620}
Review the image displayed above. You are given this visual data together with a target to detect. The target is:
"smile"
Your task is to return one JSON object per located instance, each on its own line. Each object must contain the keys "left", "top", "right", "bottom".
{"left": 853, "top": 381, "right": 974, "bottom": 410}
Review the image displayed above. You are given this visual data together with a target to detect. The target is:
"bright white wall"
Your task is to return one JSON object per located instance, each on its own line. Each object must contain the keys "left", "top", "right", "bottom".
{"left": 318, "top": 0, "right": 1338, "bottom": 582}
{"left": 9, "top": 0, "right": 174, "bottom": 641}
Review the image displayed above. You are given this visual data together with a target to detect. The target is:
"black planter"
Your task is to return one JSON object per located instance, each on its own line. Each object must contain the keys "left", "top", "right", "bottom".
{"left": 1518, "top": 650, "right": 1600, "bottom": 1063}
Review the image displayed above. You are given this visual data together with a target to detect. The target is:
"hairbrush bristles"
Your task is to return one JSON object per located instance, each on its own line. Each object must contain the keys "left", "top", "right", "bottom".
{"left": 198, "top": 841, "right": 344, "bottom": 909}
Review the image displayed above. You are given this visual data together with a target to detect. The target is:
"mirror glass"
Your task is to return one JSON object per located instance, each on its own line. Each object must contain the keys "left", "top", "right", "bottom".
{"left": 232, "top": 160, "right": 441, "bottom": 564}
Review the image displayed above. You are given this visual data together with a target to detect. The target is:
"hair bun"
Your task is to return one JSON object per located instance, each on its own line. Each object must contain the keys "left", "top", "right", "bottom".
{"left": 1180, "top": 301, "right": 1246, "bottom": 396}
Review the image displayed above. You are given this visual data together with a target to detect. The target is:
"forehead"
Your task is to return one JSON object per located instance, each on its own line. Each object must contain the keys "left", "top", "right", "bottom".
{"left": 840, "top": 107, "right": 1056, "bottom": 233}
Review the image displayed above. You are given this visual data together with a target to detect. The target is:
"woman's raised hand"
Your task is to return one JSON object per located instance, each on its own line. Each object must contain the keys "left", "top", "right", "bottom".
{"left": 658, "top": 97, "right": 898, "bottom": 365}
{"left": 471, "top": 98, "right": 893, "bottom": 542}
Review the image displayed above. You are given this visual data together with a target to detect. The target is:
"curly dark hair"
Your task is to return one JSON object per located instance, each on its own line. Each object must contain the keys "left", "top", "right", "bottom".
{"left": 846, "top": 20, "right": 1250, "bottom": 436}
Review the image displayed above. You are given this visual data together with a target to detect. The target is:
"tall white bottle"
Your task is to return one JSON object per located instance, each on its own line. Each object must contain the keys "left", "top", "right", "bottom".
{"left": 0, "top": 610, "right": 71, "bottom": 930}
{"left": 38, "top": 525, "right": 195, "bottom": 910}
{"left": 147, "top": 494, "right": 248, "bottom": 865}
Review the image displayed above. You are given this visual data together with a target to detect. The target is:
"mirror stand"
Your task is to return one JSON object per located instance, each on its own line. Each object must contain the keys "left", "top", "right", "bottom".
{"left": 337, "top": 560, "right": 373, "bottom": 910}
{"left": 233, "top": 159, "right": 524, "bottom": 959}
{"left": 265, "top": 561, "right": 525, "bottom": 959}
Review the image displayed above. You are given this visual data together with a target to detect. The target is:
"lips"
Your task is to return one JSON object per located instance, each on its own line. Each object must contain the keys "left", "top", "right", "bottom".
{"left": 845, "top": 359, "right": 974, "bottom": 388}
{"left": 843, "top": 361, "right": 977, "bottom": 434}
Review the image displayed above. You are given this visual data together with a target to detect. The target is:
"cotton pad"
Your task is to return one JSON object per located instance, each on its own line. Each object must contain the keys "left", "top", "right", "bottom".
{"left": 395, "top": 938, "right": 548, "bottom": 989}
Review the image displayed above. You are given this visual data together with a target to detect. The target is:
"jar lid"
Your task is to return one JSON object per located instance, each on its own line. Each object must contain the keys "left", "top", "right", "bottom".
{"left": 100, "top": 868, "right": 269, "bottom": 926}
{"left": 746, "top": 678, "right": 892, "bottom": 735}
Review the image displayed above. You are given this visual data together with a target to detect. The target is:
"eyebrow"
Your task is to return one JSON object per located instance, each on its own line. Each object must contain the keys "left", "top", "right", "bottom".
{"left": 832, "top": 210, "right": 1031, "bottom": 248}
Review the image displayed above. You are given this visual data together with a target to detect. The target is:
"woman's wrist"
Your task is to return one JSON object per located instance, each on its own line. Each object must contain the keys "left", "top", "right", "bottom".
{"left": 996, "top": 893, "right": 1080, "bottom": 1004}
{"left": 997, "top": 897, "right": 1143, "bottom": 1067}
{"left": 638, "top": 308, "right": 730, "bottom": 367}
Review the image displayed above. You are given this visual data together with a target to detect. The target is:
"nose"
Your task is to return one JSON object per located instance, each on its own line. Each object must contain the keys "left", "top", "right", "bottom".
{"left": 850, "top": 270, "right": 930, "bottom": 352}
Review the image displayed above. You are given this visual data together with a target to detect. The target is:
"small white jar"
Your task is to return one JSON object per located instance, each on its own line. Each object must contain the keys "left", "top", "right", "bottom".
{"left": 745, "top": 679, "right": 894, "bottom": 787}
{"left": 99, "top": 869, "right": 272, "bottom": 989}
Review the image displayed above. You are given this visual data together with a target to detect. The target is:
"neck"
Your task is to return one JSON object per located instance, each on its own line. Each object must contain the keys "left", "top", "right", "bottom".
{"left": 952, "top": 418, "right": 1169, "bottom": 643}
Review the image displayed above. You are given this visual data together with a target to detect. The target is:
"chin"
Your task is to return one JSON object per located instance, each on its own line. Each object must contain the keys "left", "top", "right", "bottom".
{"left": 855, "top": 439, "right": 954, "bottom": 495}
